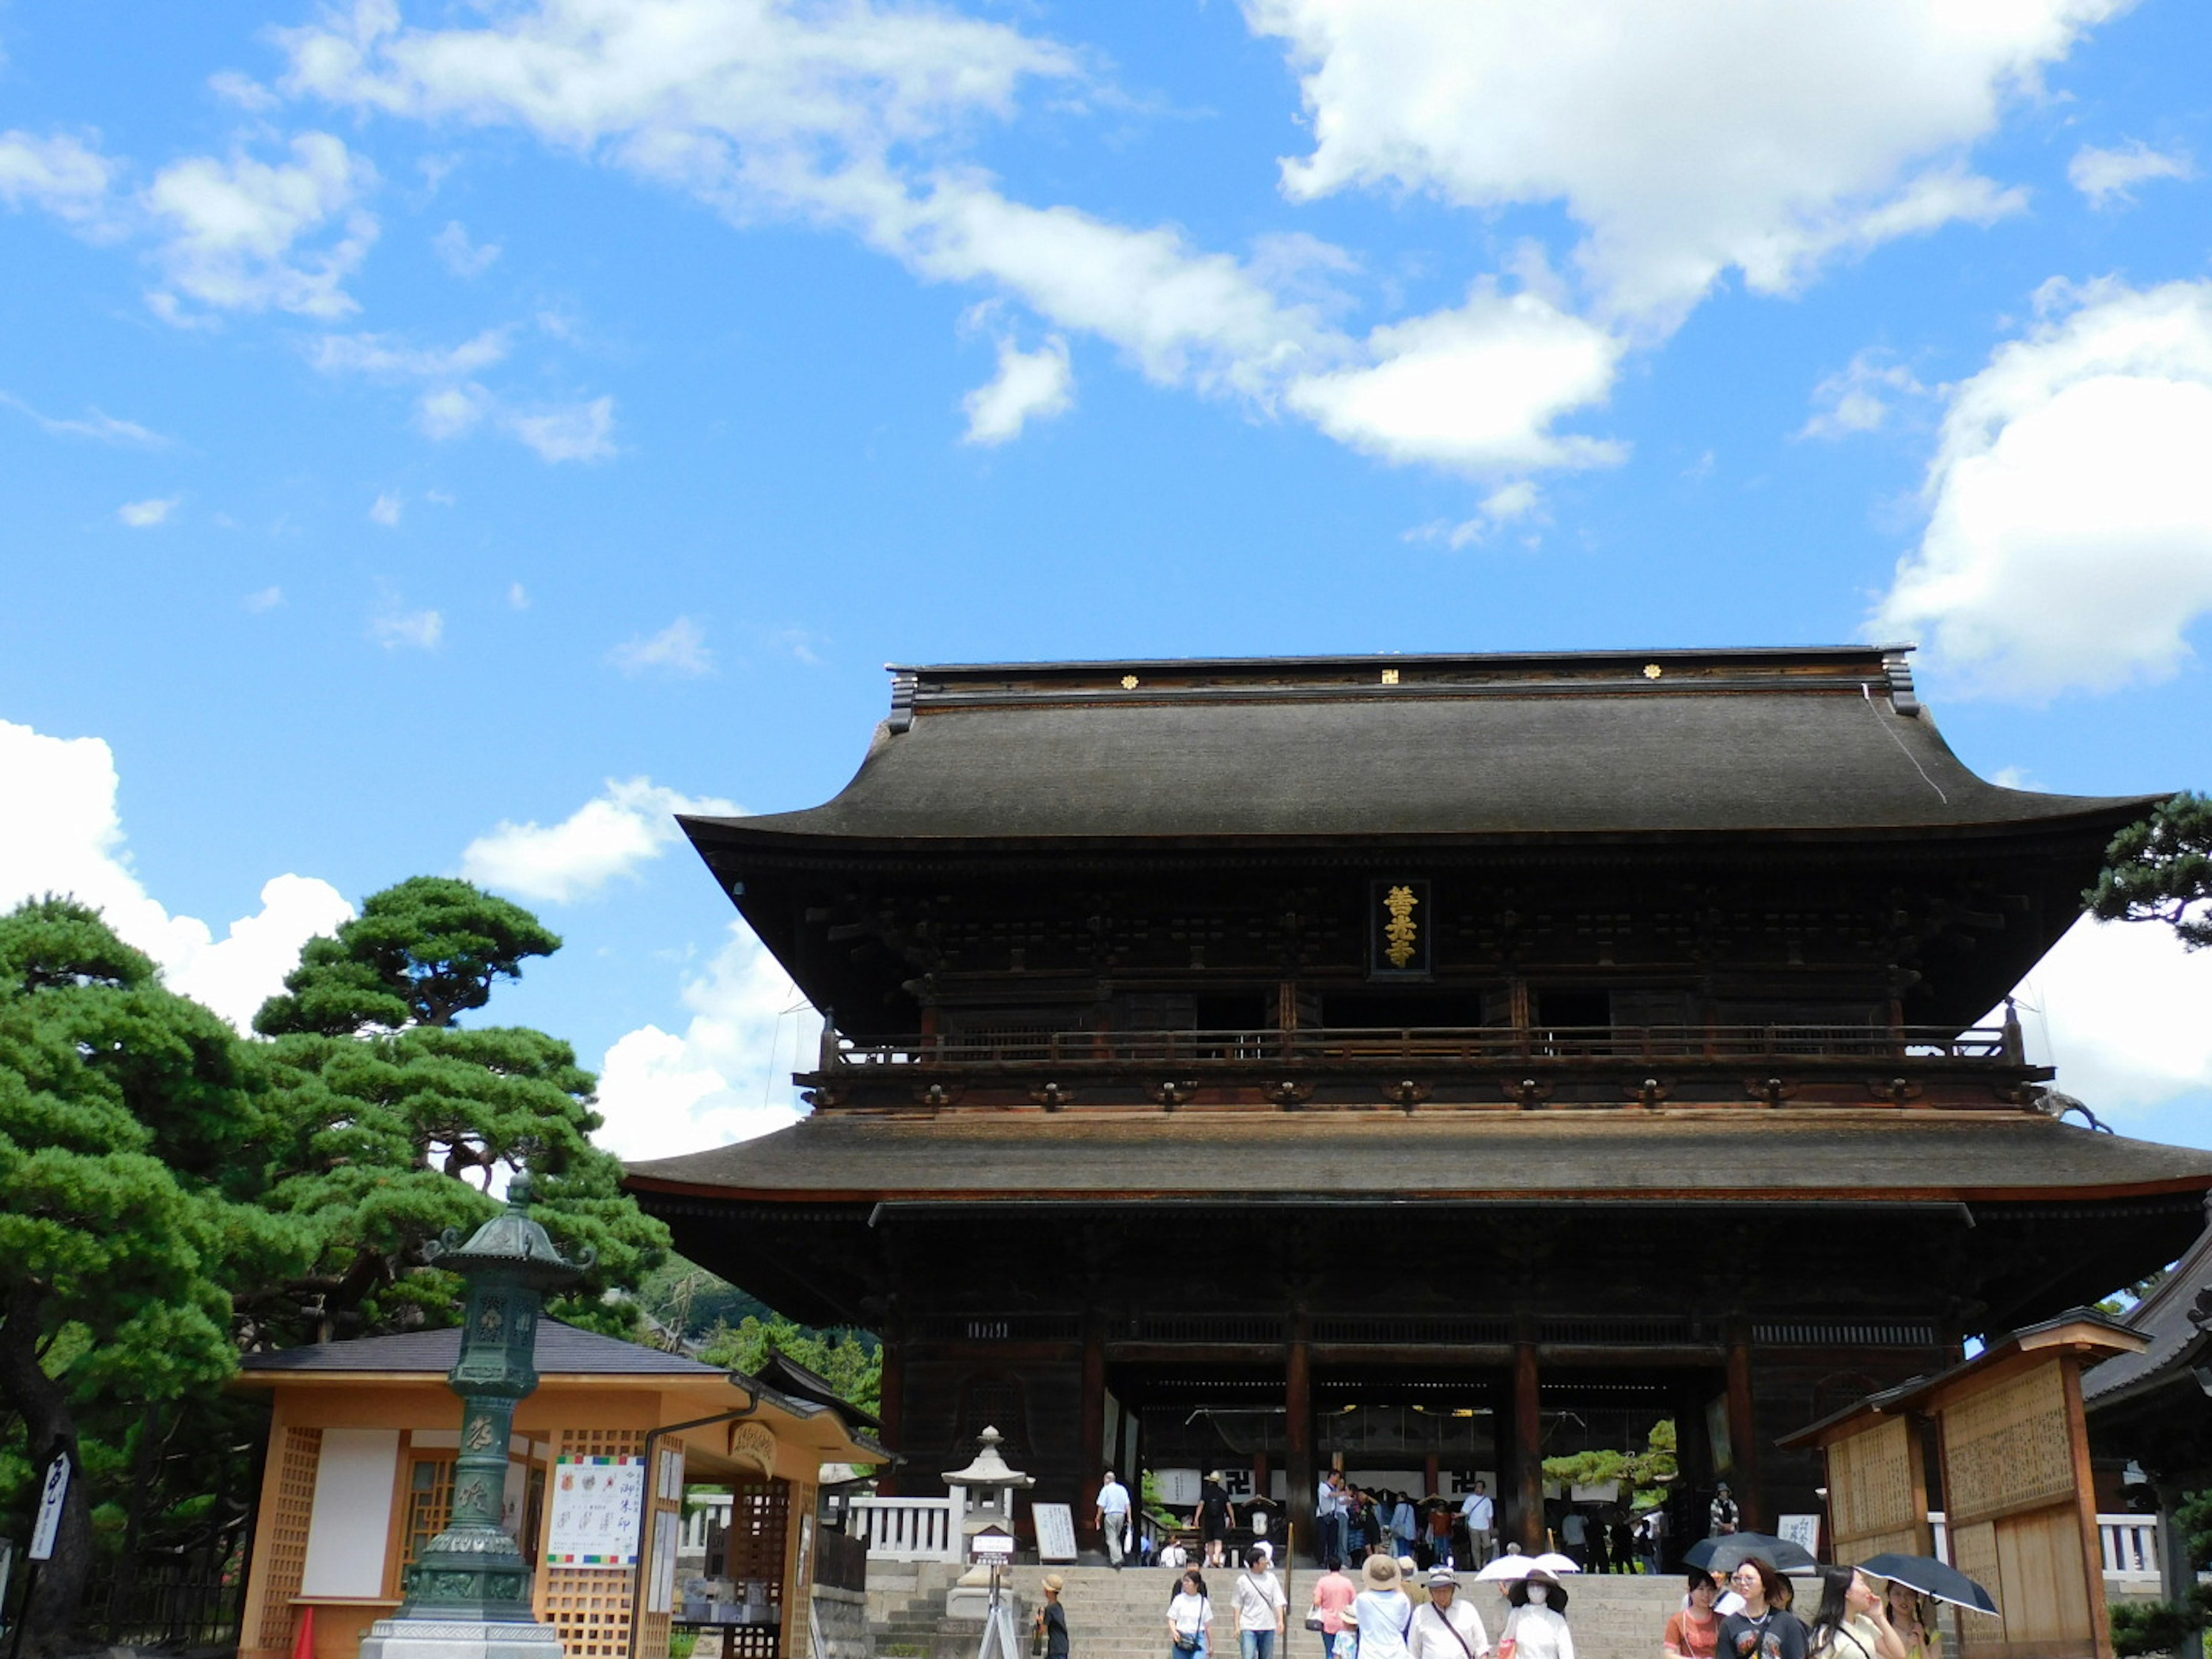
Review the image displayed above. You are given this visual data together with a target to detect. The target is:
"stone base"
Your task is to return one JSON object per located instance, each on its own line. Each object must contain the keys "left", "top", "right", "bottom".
{"left": 358, "top": 1616, "right": 567, "bottom": 1659}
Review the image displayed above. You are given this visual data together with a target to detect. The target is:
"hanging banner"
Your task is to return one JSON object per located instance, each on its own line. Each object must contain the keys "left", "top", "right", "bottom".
{"left": 546, "top": 1455, "right": 646, "bottom": 1567}
{"left": 28, "top": 1453, "right": 71, "bottom": 1561}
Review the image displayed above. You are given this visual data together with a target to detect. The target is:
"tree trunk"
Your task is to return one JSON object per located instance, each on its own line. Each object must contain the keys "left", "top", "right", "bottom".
{"left": 0, "top": 1288, "right": 96, "bottom": 1656}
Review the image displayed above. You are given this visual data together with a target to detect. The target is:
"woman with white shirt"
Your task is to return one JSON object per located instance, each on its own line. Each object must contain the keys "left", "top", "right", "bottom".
{"left": 1344, "top": 1552, "right": 1416, "bottom": 1659}
{"left": 1497, "top": 1572, "right": 1573, "bottom": 1659}
{"left": 1169, "top": 1569, "right": 1217, "bottom": 1659}
{"left": 1409, "top": 1568, "right": 1490, "bottom": 1659}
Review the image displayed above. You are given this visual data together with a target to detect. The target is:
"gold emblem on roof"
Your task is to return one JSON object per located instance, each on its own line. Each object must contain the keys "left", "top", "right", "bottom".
{"left": 1382, "top": 884, "right": 1420, "bottom": 969}
{"left": 1643, "top": 663, "right": 1664, "bottom": 679}
{"left": 1381, "top": 668, "right": 1400, "bottom": 685}
{"left": 1121, "top": 674, "right": 1139, "bottom": 690}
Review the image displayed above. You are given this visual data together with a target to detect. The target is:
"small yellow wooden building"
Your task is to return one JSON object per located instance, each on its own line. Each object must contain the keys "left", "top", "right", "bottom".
{"left": 232, "top": 1320, "right": 882, "bottom": 1659}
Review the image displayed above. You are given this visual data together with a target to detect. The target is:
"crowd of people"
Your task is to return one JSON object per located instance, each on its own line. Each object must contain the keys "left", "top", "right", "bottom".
{"left": 1093, "top": 1541, "right": 1948, "bottom": 1659}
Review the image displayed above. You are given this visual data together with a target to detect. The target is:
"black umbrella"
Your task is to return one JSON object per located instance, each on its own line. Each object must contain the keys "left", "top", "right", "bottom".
{"left": 1855, "top": 1554, "right": 1999, "bottom": 1616}
{"left": 1684, "top": 1533, "right": 1820, "bottom": 1574}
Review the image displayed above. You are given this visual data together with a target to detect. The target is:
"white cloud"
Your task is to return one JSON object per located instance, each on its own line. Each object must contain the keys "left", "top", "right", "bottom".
{"left": 420, "top": 383, "right": 494, "bottom": 439}
{"left": 0, "top": 718, "right": 354, "bottom": 1031}
{"left": 1405, "top": 480, "right": 1548, "bottom": 550}
{"left": 507, "top": 395, "right": 615, "bottom": 463}
{"left": 245, "top": 585, "right": 285, "bottom": 612}
{"left": 369, "top": 490, "right": 403, "bottom": 526}
{"left": 274, "top": 0, "right": 1629, "bottom": 473}
{"left": 0, "top": 391, "right": 170, "bottom": 448}
{"left": 0, "top": 128, "right": 118, "bottom": 228}
{"left": 1286, "top": 286, "right": 1626, "bottom": 473}
{"left": 1800, "top": 349, "right": 1930, "bottom": 440}
{"left": 142, "top": 131, "right": 378, "bottom": 321}
{"left": 1999, "top": 916, "right": 2212, "bottom": 1122}
{"left": 309, "top": 326, "right": 512, "bottom": 379}
{"left": 210, "top": 70, "right": 282, "bottom": 113}
{"left": 962, "top": 335, "right": 1073, "bottom": 444}
{"left": 370, "top": 604, "right": 444, "bottom": 649}
{"left": 1875, "top": 278, "right": 2212, "bottom": 698}
{"left": 1245, "top": 0, "right": 2097, "bottom": 321}
{"left": 118, "top": 495, "right": 179, "bottom": 527}
{"left": 509, "top": 582, "right": 530, "bottom": 609}
{"left": 609, "top": 616, "right": 713, "bottom": 677}
{"left": 433, "top": 218, "right": 501, "bottom": 275}
{"left": 2069, "top": 140, "right": 2195, "bottom": 209}
{"left": 593, "top": 925, "right": 814, "bottom": 1161}
{"left": 460, "top": 776, "right": 740, "bottom": 903}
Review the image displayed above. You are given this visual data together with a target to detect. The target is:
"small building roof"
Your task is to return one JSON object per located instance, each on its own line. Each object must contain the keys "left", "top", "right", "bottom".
{"left": 625, "top": 1109, "right": 2212, "bottom": 1205}
{"left": 239, "top": 1317, "right": 731, "bottom": 1378}
{"left": 684, "top": 647, "right": 2152, "bottom": 847}
{"left": 2082, "top": 1211, "right": 2212, "bottom": 1411}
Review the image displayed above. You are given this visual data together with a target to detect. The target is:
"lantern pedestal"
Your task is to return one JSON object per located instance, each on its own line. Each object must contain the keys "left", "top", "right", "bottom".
{"left": 358, "top": 1619, "right": 566, "bottom": 1659}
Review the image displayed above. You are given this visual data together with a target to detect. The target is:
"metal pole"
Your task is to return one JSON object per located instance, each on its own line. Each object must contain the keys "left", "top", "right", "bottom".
{"left": 6, "top": 1564, "right": 37, "bottom": 1659}
{"left": 623, "top": 1388, "right": 767, "bottom": 1659}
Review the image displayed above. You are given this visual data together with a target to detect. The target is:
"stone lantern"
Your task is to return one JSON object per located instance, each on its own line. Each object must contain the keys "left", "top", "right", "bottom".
{"left": 942, "top": 1427, "right": 1033, "bottom": 1620}
{"left": 362, "top": 1171, "right": 594, "bottom": 1659}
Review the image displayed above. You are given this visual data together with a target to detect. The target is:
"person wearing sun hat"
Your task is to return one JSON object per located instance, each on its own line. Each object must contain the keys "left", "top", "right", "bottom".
{"left": 1344, "top": 1552, "right": 1416, "bottom": 1659}
{"left": 1036, "top": 1575, "right": 1070, "bottom": 1659}
{"left": 1411, "top": 1567, "right": 1491, "bottom": 1659}
{"left": 1499, "top": 1573, "right": 1574, "bottom": 1659}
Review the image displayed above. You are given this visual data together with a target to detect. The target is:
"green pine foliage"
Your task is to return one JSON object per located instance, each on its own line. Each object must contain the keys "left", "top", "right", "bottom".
{"left": 2089, "top": 792, "right": 2212, "bottom": 948}
{"left": 244, "top": 877, "right": 669, "bottom": 1344}
{"left": 0, "top": 897, "right": 313, "bottom": 1651}
{"left": 1540, "top": 1417, "right": 1678, "bottom": 1505}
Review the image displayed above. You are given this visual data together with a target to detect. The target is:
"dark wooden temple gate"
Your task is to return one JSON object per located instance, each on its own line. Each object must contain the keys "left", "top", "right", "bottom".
{"left": 627, "top": 646, "right": 2212, "bottom": 1561}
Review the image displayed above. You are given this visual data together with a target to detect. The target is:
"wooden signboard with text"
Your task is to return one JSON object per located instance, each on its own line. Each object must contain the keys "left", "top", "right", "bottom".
{"left": 1783, "top": 1313, "right": 2145, "bottom": 1659}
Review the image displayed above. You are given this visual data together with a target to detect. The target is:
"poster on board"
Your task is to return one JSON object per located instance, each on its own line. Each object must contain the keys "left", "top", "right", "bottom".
{"left": 546, "top": 1456, "right": 646, "bottom": 1567}
{"left": 1033, "top": 1503, "right": 1078, "bottom": 1562}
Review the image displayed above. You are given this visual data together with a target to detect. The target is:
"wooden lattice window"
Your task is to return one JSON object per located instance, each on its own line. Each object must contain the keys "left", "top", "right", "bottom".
{"left": 402, "top": 1454, "right": 457, "bottom": 1572}
{"left": 540, "top": 1429, "right": 648, "bottom": 1659}
{"left": 723, "top": 1478, "right": 791, "bottom": 1608}
{"left": 254, "top": 1427, "right": 323, "bottom": 1653}
{"left": 955, "top": 1376, "right": 1030, "bottom": 1464}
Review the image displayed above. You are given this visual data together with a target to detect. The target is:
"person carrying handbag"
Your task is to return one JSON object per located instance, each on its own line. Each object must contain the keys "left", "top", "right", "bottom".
{"left": 1409, "top": 1569, "right": 1491, "bottom": 1659}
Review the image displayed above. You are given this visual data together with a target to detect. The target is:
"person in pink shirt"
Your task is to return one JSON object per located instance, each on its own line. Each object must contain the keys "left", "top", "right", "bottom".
{"left": 1308, "top": 1558, "right": 1357, "bottom": 1659}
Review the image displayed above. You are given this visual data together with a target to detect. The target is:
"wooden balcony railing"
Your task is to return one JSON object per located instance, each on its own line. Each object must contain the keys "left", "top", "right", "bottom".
{"left": 823, "top": 1023, "right": 2021, "bottom": 1070}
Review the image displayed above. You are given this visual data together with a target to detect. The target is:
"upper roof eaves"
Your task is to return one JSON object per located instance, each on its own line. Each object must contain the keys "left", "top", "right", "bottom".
{"left": 683, "top": 644, "right": 2156, "bottom": 844}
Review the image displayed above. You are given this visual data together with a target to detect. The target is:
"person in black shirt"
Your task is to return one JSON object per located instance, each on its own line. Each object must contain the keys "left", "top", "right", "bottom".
{"left": 1037, "top": 1574, "right": 1070, "bottom": 1659}
{"left": 1717, "top": 1558, "right": 1807, "bottom": 1659}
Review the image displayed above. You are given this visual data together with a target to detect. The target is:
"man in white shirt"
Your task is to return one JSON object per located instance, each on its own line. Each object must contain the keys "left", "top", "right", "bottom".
{"left": 1232, "top": 1541, "right": 1289, "bottom": 1659}
{"left": 1410, "top": 1569, "right": 1490, "bottom": 1659}
{"left": 1458, "top": 1482, "right": 1494, "bottom": 1567}
{"left": 1095, "top": 1468, "right": 1132, "bottom": 1568}
{"left": 1317, "top": 1471, "right": 1346, "bottom": 1566}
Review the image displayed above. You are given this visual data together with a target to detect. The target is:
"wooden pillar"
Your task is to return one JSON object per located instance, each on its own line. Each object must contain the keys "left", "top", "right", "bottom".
{"left": 1424, "top": 1455, "right": 1441, "bottom": 1502}
{"left": 1724, "top": 1325, "right": 1763, "bottom": 1532}
{"left": 878, "top": 1327, "right": 905, "bottom": 1497}
{"left": 1080, "top": 1309, "right": 1107, "bottom": 1547}
{"left": 1512, "top": 1339, "right": 1544, "bottom": 1551}
{"left": 1286, "top": 1312, "right": 1315, "bottom": 1563}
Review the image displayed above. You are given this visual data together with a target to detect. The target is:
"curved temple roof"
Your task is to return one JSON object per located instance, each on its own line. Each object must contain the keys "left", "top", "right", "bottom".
{"left": 689, "top": 646, "right": 2152, "bottom": 847}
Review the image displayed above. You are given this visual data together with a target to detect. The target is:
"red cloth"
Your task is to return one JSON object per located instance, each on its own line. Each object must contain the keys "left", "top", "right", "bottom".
{"left": 292, "top": 1606, "right": 317, "bottom": 1659}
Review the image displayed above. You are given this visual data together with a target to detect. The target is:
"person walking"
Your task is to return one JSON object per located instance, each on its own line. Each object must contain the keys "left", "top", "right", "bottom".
{"left": 1664, "top": 1569, "right": 1724, "bottom": 1659}
{"left": 1718, "top": 1558, "right": 1807, "bottom": 1659}
{"left": 1390, "top": 1493, "right": 1421, "bottom": 1565}
{"left": 1425, "top": 1498, "right": 1455, "bottom": 1569}
{"left": 1308, "top": 1558, "right": 1357, "bottom": 1659}
{"left": 1097, "top": 1467, "right": 1134, "bottom": 1569}
{"left": 1233, "top": 1541, "right": 1290, "bottom": 1659}
{"left": 1037, "top": 1575, "right": 1071, "bottom": 1659}
{"left": 1344, "top": 1554, "right": 1416, "bottom": 1659}
{"left": 1558, "top": 1508, "right": 1588, "bottom": 1569}
{"left": 1459, "top": 1483, "right": 1494, "bottom": 1568}
{"left": 1497, "top": 1573, "right": 1573, "bottom": 1659}
{"left": 1708, "top": 1485, "right": 1741, "bottom": 1539}
{"left": 1806, "top": 1569, "right": 1906, "bottom": 1659}
{"left": 1410, "top": 1567, "right": 1490, "bottom": 1659}
{"left": 1170, "top": 1569, "right": 1217, "bottom": 1659}
{"left": 1198, "top": 1472, "right": 1237, "bottom": 1569}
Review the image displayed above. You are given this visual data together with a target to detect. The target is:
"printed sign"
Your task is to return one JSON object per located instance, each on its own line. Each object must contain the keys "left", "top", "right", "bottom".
{"left": 1033, "top": 1503, "right": 1078, "bottom": 1562}
{"left": 28, "top": 1453, "right": 70, "bottom": 1562}
{"left": 1778, "top": 1515, "right": 1823, "bottom": 1556}
{"left": 546, "top": 1455, "right": 646, "bottom": 1567}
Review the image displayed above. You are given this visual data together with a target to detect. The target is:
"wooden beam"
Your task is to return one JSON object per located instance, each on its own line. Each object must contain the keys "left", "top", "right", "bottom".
{"left": 1287, "top": 1310, "right": 1315, "bottom": 1565}
{"left": 1725, "top": 1324, "right": 1763, "bottom": 1532}
{"left": 1080, "top": 1309, "right": 1106, "bottom": 1550}
{"left": 1512, "top": 1336, "right": 1543, "bottom": 1551}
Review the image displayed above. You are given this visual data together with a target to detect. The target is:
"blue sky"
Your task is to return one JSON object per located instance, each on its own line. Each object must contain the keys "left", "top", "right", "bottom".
{"left": 5, "top": 0, "right": 2212, "bottom": 1160}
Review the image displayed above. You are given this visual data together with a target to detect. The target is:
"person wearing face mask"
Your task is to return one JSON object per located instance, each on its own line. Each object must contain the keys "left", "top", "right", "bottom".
{"left": 1497, "top": 1572, "right": 1572, "bottom": 1659}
